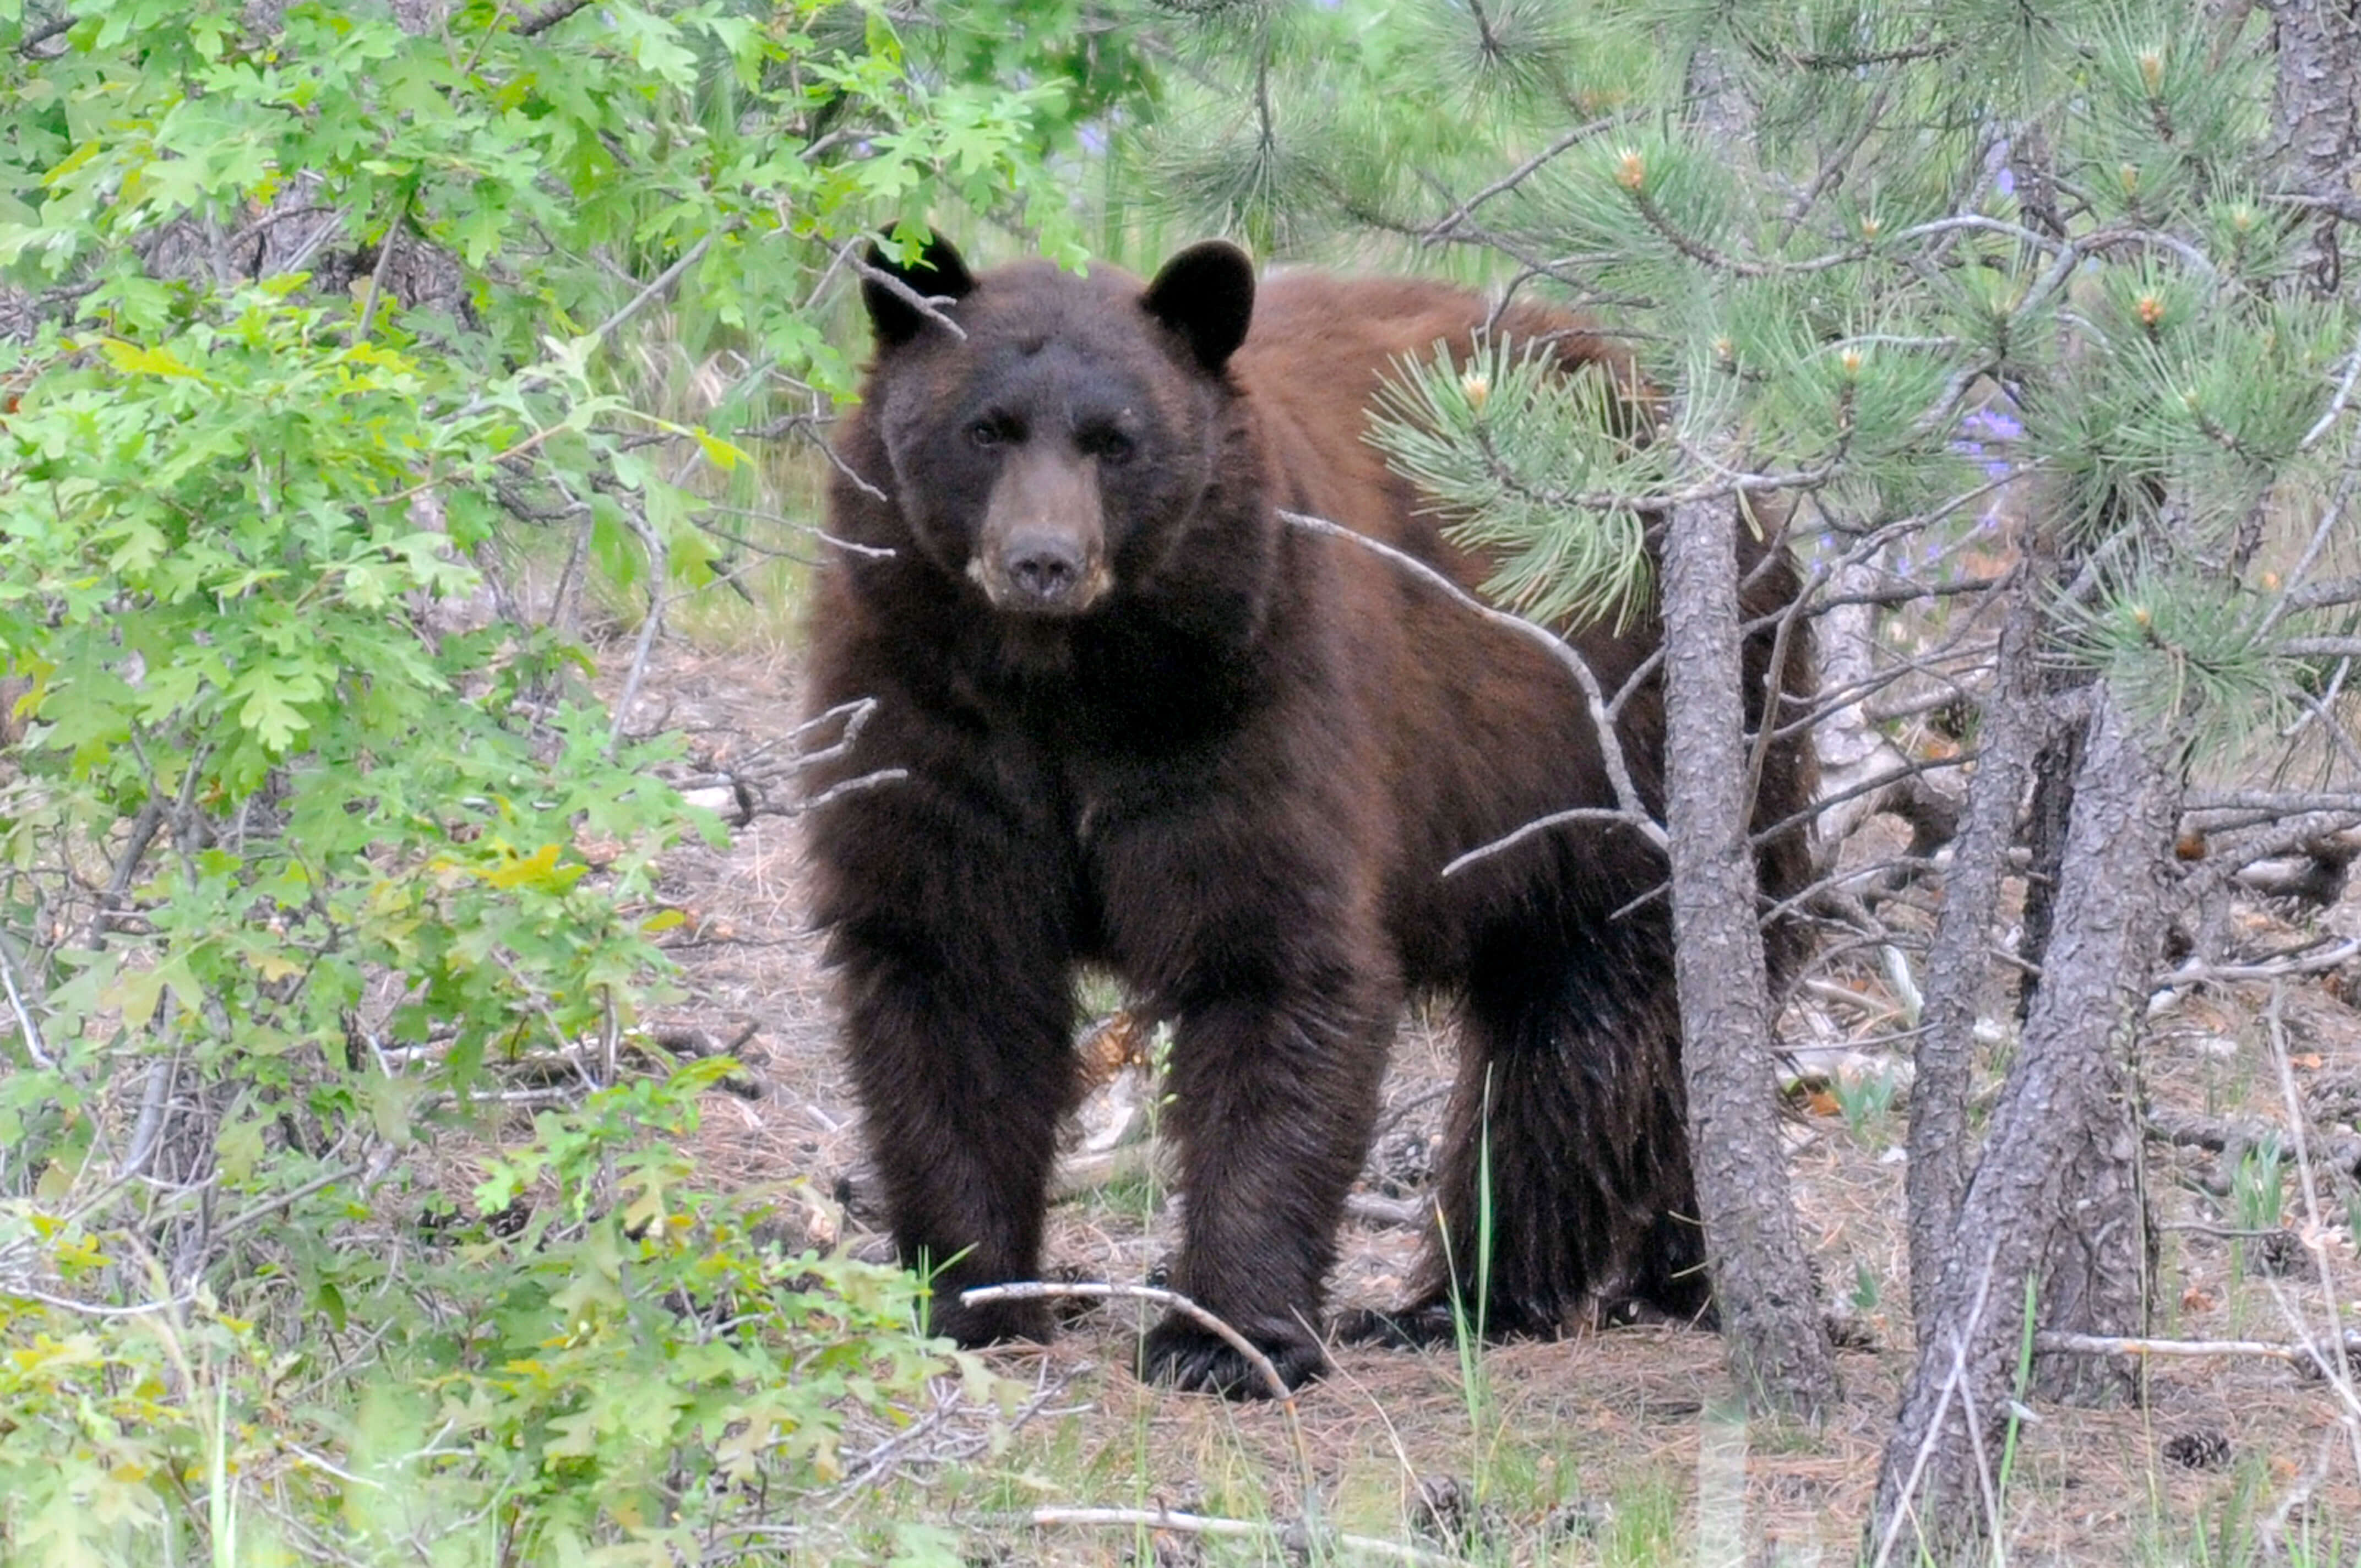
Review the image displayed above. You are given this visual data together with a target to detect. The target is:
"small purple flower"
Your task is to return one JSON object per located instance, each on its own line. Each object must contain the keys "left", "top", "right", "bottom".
{"left": 1959, "top": 406, "right": 2022, "bottom": 442}
{"left": 1955, "top": 405, "right": 2021, "bottom": 483}
{"left": 1986, "top": 138, "right": 2016, "bottom": 199}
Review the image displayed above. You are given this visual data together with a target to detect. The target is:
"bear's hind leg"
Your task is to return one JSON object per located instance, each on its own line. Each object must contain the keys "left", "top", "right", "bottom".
{"left": 1355, "top": 939, "right": 1701, "bottom": 1346}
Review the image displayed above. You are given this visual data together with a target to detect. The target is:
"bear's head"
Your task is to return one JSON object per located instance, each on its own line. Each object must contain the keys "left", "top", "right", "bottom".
{"left": 856, "top": 235, "right": 1256, "bottom": 617}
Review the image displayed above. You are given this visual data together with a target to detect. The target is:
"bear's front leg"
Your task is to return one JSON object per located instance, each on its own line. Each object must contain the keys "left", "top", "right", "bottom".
{"left": 814, "top": 774, "right": 1082, "bottom": 1349}
{"left": 834, "top": 933, "right": 1077, "bottom": 1346}
{"left": 1128, "top": 925, "right": 1395, "bottom": 1396}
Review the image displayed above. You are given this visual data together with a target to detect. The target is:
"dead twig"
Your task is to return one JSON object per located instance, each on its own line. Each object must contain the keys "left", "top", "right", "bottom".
{"left": 1013, "top": 1506, "right": 1458, "bottom": 1565}
{"left": 2266, "top": 987, "right": 2361, "bottom": 1467}
{"left": 587, "top": 226, "right": 727, "bottom": 351}
{"left": 1422, "top": 116, "right": 1626, "bottom": 243}
{"left": 2146, "top": 1113, "right": 2361, "bottom": 1180}
{"left": 2155, "top": 938, "right": 2361, "bottom": 988}
{"left": 1870, "top": 1249, "right": 1996, "bottom": 1568}
{"left": 2033, "top": 1329, "right": 2361, "bottom": 1370}
{"left": 847, "top": 242, "right": 969, "bottom": 342}
{"left": 959, "top": 1281, "right": 1292, "bottom": 1402}
{"left": 0, "top": 940, "right": 55, "bottom": 1069}
{"left": 606, "top": 508, "right": 667, "bottom": 757}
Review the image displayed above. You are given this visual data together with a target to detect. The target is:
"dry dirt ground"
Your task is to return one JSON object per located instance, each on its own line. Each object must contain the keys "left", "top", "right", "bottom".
{"left": 608, "top": 642, "right": 2361, "bottom": 1566}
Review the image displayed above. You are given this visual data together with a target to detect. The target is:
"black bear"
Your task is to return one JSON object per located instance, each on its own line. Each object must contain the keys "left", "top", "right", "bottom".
{"left": 801, "top": 235, "right": 1813, "bottom": 1396}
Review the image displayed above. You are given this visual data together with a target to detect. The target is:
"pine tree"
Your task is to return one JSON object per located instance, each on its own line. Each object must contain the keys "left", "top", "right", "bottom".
{"left": 1133, "top": 0, "right": 2361, "bottom": 1545}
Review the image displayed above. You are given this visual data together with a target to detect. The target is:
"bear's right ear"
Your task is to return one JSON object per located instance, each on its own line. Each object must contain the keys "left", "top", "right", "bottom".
{"left": 1144, "top": 240, "right": 1255, "bottom": 374}
{"left": 862, "top": 232, "right": 977, "bottom": 349}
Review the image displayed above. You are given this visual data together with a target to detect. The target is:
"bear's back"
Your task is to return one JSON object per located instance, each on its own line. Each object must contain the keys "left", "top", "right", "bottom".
{"left": 1227, "top": 273, "right": 1634, "bottom": 584}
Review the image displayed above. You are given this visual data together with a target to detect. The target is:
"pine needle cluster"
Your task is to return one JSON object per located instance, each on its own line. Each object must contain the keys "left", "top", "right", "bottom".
{"left": 1368, "top": 337, "right": 1662, "bottom": 628}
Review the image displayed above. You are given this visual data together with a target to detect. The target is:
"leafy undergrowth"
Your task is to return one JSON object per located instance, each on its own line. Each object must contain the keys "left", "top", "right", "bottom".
{"left": 1, "top": 1052, "right": 1036, "bottom": 1567}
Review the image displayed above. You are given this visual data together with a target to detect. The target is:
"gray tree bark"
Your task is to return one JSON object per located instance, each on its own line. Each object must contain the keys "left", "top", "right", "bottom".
{"left": 2027, "top": 1058, "right": 2153, "bottom": 1406}
{"left": 1661, "top": 491, "right": 1841, "bottom": 1423}
{"left": 1868, "top": 688, "right": 2177, "bottom": 1564}
{"left": 2264, "top": 0, "right": 2361, "bottom": 288}
{"left": 1905, "top": 575, "right": 2048, "bottom": 1336}
{"left": 2015, "top": 706, "right": 2090, "bottom": 1023}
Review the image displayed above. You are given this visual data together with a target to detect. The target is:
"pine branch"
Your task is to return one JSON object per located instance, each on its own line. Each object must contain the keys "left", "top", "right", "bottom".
{"left": 1424, "top": 116, "right": 1625, "bottom": 243}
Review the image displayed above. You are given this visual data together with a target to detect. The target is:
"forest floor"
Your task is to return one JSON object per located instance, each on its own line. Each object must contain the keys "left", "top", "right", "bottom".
{"left": 581, "top": 636, "right": 2361, "bottom": 1566}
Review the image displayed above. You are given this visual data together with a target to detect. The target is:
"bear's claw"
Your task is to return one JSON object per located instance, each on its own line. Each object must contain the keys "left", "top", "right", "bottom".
{"left": 1137, "top": 1317, "right": 1325, "bottom": 1398}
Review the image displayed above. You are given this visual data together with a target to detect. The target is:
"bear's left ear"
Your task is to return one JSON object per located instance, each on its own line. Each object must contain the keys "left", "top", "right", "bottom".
{"left": 1144, "top": 240, "right": 1255, "bottom": 374}
{"left": 862, "top": 231, "right": 977, "bottom": 349}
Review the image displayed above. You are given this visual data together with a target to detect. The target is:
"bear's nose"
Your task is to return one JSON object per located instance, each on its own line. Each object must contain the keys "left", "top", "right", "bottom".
{"left": 1002, "top": 531, "right": 1087, "bottom": 604}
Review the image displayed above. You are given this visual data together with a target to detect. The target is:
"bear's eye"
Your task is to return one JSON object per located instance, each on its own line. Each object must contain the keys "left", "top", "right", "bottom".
{"left": 1081, "top": 426, "right": 1136, "bottom": 465}
{"left": 968, "top": 420, "right": 1004, "bottom": 449}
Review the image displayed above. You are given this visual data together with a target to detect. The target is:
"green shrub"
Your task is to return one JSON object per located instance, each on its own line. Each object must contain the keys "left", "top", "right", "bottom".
{"left": 0, "top": 2, "right": 1118, "bottom": 1559}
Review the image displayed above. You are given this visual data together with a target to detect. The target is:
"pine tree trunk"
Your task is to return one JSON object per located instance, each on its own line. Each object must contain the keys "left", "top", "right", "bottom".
{"left": 2028, "top": 1057, "right": 2153, "bottom": 1406}
{"left": 1905, "top": 575, "right": 2047, "bottom": 1335}
{"left": 2015, "top": 711, "right": 2088, "bottom": 1022}
{"left": 1661, "top": 491, "right": 1841, "bottom": 1423}
{"left": 2264, "top": 0, "right": 2361, "bottom": 288}
{"left": 1868, "top": 688, "right": 2177, "bottom": 1563}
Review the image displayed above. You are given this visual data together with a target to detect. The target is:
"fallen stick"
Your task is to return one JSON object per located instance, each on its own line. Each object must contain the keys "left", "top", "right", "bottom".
{"left": 2037, "top": 1329, "right": 2360, "bottom": 1368}
{"left": 1011, "top": 1505, "right": 1459, "bottom": 1565}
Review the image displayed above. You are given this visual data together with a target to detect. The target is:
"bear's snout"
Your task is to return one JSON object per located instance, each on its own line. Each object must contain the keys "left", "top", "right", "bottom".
{"left": 1000, "top": 529, "right": 1091, "bottom": 605}
{"left": 974, "top": 448, "right": 1111, "bottom": 614}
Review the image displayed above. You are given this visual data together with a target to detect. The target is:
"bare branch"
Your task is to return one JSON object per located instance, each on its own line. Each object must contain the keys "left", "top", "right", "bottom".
{"left": 0, "top": 941, "right": 55, "bottom": 1069}
{"left": 2189, "top": 790, "right": 2361, "bottom": 818}
{"left": 1871, "top": 1251, "right": 1997, "bottom": 1568}
{"left": 2033, "top": 1330, "right": 2361, "bottom": 1368}
{"left": 76, "top": 797, "right": 164, "bottom": 954}
{"left": 960, "top": 1278, "right": 1322, "bottom": 1515}
{"left": 1441, "top": 807, "right": 1655, "bottom": 878}
{"left": 2156, "top": 938, "right": 2361, "bottom": 987}
{"left": 587, "top": 226, "right": 725, "bottom": 351}
{"left": 606, "top": 508, "right": 667, "bottom": 757}
{"left": 2299, "top": 321, "right": 2361, "bottom": 450}
{"left": 1014, "top": 1506, "right": 1457, "bottom": 1566}
{"left": 961, "top": 1280, "right": 1292, "bottom": 1402}
{"left": 847, "top": 243, "right": 969, "bottom": 342}
{"left": 2265, "top": 988, "right": 2361, "bottom": 1464}
{"left": 16, "top": 10, "right": 74, "bottom": 56}
{"left": 517, "top": 0, "right": 593, "bottom": 36}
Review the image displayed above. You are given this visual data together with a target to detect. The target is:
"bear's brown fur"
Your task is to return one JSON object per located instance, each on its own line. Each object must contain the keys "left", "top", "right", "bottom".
{"left": 802, "top": 236, "right": 1813, "bottom": 1396}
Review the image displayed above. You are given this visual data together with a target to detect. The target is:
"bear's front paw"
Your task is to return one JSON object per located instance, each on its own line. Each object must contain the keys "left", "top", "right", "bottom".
{"left": 1137, "top": 1316, "right": 1325, "bottom": 1398}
